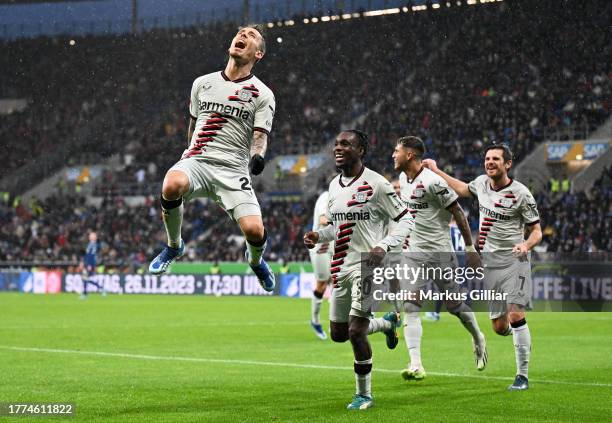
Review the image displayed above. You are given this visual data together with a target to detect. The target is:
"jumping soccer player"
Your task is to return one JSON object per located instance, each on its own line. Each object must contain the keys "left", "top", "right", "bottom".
{"left": 423, "top": 144, "right": 542, "bottom": 391}
{"left": 392, "top": 136, "right": 487, "bottom": 380}
{"left": 149, "top": 26, "right": 276, "bottom": 291}
{"left": 309, "top": 189, "right": 333, "bottom": 340}
{"left": 80, "top": 231, "right": 105, "bottom": 299}
{"left": 303, "top": 130, "right": 414, "bottom": 410}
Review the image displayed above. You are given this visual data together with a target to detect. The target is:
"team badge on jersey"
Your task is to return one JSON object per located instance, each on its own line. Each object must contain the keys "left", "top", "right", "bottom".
{"left": 495, "top": 193, "right": 517, "bottom": 208}
{"left": 411, "top": 188, "right": 425, "bottom": 199}
{"left": 238, "top": 88, "right": 253, "bottom": 102}
{"left": 229, "top": 84, "right": 260, "bottom": 103}
{"left": 347, "top": 182, "right": 374, "bottom": 207}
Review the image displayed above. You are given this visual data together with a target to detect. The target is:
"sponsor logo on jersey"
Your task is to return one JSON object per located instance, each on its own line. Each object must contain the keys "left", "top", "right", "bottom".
{"left": 331, "top": 211, "right": 371, "bottom": 221}
{"left": 407, "top": 201, "right": 429, "bottom": 210}
{"left": 479, "top": 205, "right": 511, "bottom": 221}
{"left": 197, "top": 99, "right": 251, "bottom": 120}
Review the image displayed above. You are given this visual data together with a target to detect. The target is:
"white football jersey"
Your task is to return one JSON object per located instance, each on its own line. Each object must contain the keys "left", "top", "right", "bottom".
{"left": 399, "top": 167, "right": 458, "bottom": 252}
{"left": 185, "top": 71, "right": 275, "bottom": 170}
{"left": 468, "top": 175, "right": 540, "bottom": 256}
{"left": 325, "top": 167, "right": 410, "bottom": 281}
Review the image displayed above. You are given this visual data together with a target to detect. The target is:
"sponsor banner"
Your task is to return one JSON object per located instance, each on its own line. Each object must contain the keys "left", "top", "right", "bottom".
{"left": 17, "top": 271, "right": 62, "bottom": 294}
{"left": 62, "top": 273, "right": 275, "bottom": 296}
{"left": 546, "top": 140, "right": 608, "bottom": 162}
{"left": 583, "top": 141, "right": 608, "bottom": 160}
{"left": 0, "top": 272, "right": 22, "bottom": 291}
{"left": 279, "top": 273, "right": 327, "bottom": 298}
{"left": 546, "top": 143, "right": 573, "bottom": 161}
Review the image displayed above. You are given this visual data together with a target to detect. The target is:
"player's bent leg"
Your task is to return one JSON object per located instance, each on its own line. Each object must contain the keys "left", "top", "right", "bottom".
{"left": 238, "top": 214, "right": 275, "bottom": 292}
{"left": 508, "top": 306, "right": 530, "bottom": 391}
{"left": 347, "top": 315, "right": 373, "bottom": 410}
{"left": 447, "top": 301, "right": 487, "bottom": 371}
{"left": 149, "top": 170, "right": 189, "bottom": 275}
{"left": 401, "top": 301, "right": 426, "bottom": 381}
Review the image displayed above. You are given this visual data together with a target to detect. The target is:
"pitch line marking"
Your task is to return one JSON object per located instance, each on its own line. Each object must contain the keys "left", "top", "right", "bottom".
{"left": 1, "top": 345, "right": 611, "bottom": 389}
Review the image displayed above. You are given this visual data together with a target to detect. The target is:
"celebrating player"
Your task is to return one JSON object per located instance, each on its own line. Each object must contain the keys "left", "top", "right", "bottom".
{"left": 309, "top": 189, "right": 333, "bottom": 340}
{"left": 423, "top": 144, "right": 542, "bottom": 391}
{"left": 303, "top": 130, "right": 414, "bottom": 410}
{"left": 392, "top": 136, "right": 487, "bottom": 380}
{"left": 149, "top": 26, "right": 276, "bottom": 291}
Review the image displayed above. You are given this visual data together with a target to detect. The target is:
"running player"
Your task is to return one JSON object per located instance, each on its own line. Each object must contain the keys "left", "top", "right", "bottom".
{"left": 149, "top": 26, "right": 276, "bottom": 291}
{"left": 423, "top": 144, "right": 542, "bottom": 391}
{"left": 80, "top": 231, "right": 105, "bottom": 299}
{"left": 309, "top": 189, "right": 333, "bottom": 340}
{"left": 392, "top": 136, "right": 487, "bottom": 381}
{"left": 303, "top": 130, "right": 414, "bottom": 410}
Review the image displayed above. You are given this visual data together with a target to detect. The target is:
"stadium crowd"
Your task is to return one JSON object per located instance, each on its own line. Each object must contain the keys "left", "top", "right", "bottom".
{"left": 0, "top": 164, "right": 609, "bottom": 268}
{"left": 0, "top": 193, "right": 312, "bottom": 268}
{"left": 2, "top": 0, "right": 610, "bottom": 190}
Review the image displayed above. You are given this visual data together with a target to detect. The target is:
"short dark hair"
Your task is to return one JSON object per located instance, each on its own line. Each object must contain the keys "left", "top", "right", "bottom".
{"left": 484, "top": 143, "right": 513, "bottom": 162}
{"left": 397, "top": 136, "right": 425, "bottom": 158}
{"left": 240, "top": 24, "right": 266, "bottom": 54}
{"left": 345, "top": 129, "right": 369, "bottom": 158}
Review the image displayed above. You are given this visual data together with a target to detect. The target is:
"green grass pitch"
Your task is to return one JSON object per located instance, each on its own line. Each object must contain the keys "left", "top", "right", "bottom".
{"left": 1, "top": 293, "right": 611, "bottom": 422}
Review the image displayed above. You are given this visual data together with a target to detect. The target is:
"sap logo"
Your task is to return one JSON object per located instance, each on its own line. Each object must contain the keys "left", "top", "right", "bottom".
{"left": 584, "top": 143, "right": 608, "bottom": 160}
{"left": 547, "top": 144, "right": 571, "bottom": 160}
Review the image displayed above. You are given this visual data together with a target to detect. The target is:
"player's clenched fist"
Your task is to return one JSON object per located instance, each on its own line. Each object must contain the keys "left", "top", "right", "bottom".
{"left": 421, "top": 158, "right": 439, "bottom": 172}
{"left": 303, "top": 231, "right": 319, "bottom": 249}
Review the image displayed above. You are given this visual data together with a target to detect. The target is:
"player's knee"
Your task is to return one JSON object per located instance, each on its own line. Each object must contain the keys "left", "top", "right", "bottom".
{"left": 239, "top": 217, "right": 265, "bottom": 242}
{"left": 508, "top": 310, "right": 525, "bottom": 324}
{"left": 330, "top": 323, "right": 349, "bottom": 343}
{"left": 162, "top": 172, "right": 189, "bottom": 199}
{"left": 492, "top": 318, "right": 511, "bottom": 336}
{"left": 348, "top": 325, "right": 367, "bottom": 344}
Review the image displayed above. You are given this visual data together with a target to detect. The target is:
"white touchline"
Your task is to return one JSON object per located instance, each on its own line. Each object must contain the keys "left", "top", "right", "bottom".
{"left": 1, "top": 345, "right": 611, "bottom": 389}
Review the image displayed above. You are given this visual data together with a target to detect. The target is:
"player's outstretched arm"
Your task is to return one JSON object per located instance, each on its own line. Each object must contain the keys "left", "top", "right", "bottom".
{"left": 249, "top": 131, "right": 268, "bottom": 175}
{"left": 422, "top": 159, "right": 472, "bottom": 198}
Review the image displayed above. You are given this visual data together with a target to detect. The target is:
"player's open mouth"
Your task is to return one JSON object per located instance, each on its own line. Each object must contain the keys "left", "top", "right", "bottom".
{"left": 234, "top": 40, "right": 246, "bottom": 49}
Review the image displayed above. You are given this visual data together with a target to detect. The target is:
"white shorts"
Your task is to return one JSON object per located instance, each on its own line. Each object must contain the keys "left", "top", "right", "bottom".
{"left": 329, "top": 269, "right": 373, "bottom": 323}
{"left": 170, "top": 157, "right": 260, "bottom": 220}
{"left": 485, "top": 257, "right": 533, "bottom": 319}
{"left": 309, "top": 243, "right": 332, "bottom": 282}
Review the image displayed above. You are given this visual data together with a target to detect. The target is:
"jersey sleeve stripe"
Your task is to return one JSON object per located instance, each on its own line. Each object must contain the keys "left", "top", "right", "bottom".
{"left": 253, "top": 127, "right": 270, "bottom": 135}
{"left": 526, "top": 220, "right": 540, "bottom": 226}
{"left": 393, "top": 208, "right": 409, "bottom": 222}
